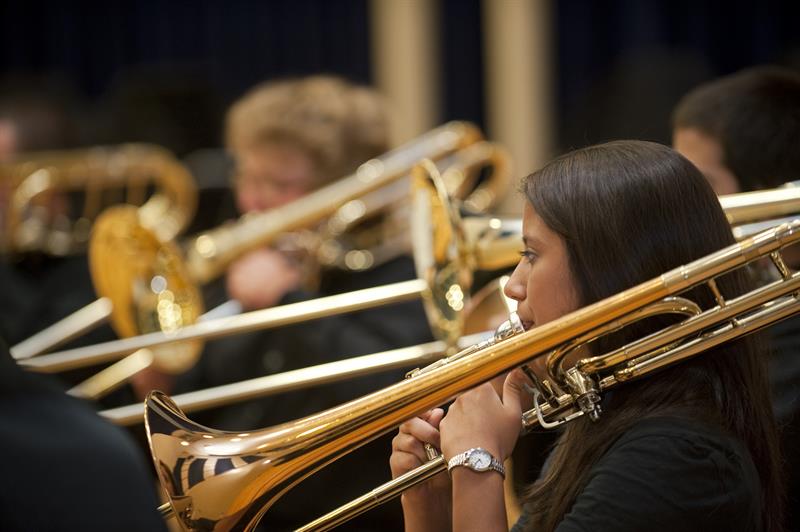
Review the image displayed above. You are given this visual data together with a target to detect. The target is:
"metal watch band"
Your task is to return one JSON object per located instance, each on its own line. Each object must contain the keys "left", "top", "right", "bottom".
{"left": 446, "top": 447, "right": 505, "bottom": 479}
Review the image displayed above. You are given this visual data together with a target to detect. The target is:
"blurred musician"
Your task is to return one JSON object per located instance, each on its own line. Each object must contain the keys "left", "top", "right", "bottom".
{"left": 139, "top": 76, "right": 432, "bottom": 529}
{"left": 145, "top": 74, "right": 433, "bottom": 411}
{"left": 672, "top": 66, "right": 800, "bottom": 195}
{"left": 673, "top": 65, "right": 800, "bottom": 530}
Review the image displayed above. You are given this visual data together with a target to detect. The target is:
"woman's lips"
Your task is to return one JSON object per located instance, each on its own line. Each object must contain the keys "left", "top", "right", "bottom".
{"left": 521, "top": 319, "right": 534, "bottom": 331}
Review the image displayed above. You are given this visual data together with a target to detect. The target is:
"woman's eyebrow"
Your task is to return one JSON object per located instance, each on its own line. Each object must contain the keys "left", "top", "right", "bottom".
{"left": 522, "top": 235, "right": 543, "bottom": 248}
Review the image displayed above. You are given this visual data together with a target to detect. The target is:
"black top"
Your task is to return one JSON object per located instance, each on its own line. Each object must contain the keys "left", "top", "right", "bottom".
{"left": 179, "top": 255, "right": 433, "bottom": 428}
{"left": 175, "top": 255, "right": 434, "bottom": 530}
{"left": 767, "top": 315, "right": 800, "bottom": 531}
{"left": 512, "top": 416, "right": 761, "bottom": 532}
{"left": 0, "top": 338, "right": 167, "bottom": 532}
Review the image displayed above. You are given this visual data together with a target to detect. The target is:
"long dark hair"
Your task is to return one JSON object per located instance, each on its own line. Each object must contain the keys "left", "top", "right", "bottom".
{"left": 521, "top": 140, "right": 782, "bottom": 531}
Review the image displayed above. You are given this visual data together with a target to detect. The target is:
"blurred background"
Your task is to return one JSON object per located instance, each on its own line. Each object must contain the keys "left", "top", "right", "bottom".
{"left": 2, "top": 0, "right": 798, "bottom": 212}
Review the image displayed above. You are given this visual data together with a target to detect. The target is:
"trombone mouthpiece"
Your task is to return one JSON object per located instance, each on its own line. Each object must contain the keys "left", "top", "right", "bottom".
{"left": 496, "top": 312, "right": 525, "bottom": 340}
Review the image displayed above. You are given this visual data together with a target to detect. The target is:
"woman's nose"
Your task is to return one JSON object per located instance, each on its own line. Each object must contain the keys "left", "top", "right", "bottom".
{"left": 503, "top": 263, "right": 526, "bottom": 301}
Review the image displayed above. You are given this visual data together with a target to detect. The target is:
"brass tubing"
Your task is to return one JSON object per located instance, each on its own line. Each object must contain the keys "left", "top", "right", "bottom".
{"left": 10, "top": 297, "right": 113, "bottom": 360}
{"left": 21, "top": 279, "right": 427, "bottom": 373}
{"left": 614, "top": 294, "right": 800, "bottom": 383}
{"left": 186, "top": 122, "right": 481, "bottom": 283}
{"left": 101, "top": 332, "right": 490, "bottom": 426}
{"left": 732, "top": 215, "right": 800, "bottom": 240}
{"left": 297, "top": 456, "right": 447, "bottom": 532}
{"left": 2, "top": 144, "right": 197, "bottom": 253}
{"left": 719, "top": 182, "right": 800, "bottom": 225}
{"left": 544, "top": 297, "right": 701, "bottom": 385}
{"left": 579, "top": 272, "right": 800, "bottom": 375}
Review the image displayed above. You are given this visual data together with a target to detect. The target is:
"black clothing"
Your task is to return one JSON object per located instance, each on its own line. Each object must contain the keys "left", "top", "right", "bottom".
{"left": 768, "top": 316, "right": 800, "bottom": 531}
{"left": 0, "top": 255, "right": 115, "bottom": 347}
{"left": 179, "top": 255, "right": 433, "bottom": 427}
{"left": 0, "top": 337, "right": 167, "bottom": 532}
{"left": 512, "top": 416, "right": 760, "bottom": 532}
{"left": 175, "top": 255, "right": 434, "bottom": 530}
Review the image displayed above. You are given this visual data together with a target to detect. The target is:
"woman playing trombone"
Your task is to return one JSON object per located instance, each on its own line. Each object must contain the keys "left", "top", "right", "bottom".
{"left": 390, "top": 140, "right": 782, "bottom": 531}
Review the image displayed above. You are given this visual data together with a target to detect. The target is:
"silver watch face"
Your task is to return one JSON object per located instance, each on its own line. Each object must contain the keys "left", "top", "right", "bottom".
{"left": 466, "top": 449, "right": 492, "bottom": 471}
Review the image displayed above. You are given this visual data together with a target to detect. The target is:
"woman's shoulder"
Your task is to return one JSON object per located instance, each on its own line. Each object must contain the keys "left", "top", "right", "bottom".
{"left": 605, "top": 415, "right": 758, "bottom": 493}
{"left": 608, "top": 414, "right": 751, "bottom": 462}
{"left": 557, "top": 415, "right": 761, "bottom": 532}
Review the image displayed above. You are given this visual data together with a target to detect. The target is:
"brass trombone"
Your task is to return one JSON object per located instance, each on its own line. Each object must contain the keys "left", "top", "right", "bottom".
{"left": 77, "top": 178, "right": 800, "bottom": 401}
{"left": 11, "top": 123, "right": 492, "bottom": 376}
{"left": 10, "top": 123, "right": 484, "bottom": 362}
{"left": 17, "top": 174, "right": 800, "bottom": 389}
{"left": 314, "top": 140, "right": 511, "bottom": 272}
{"left": 101, "top": 275, "right": 516, "bottom": 426}
{"left": 19, "top": 157, "right": 521, "bottom": 391}
{"left": 143, "top": 218, "right": 800, "bottom": 531}
{"left": 0, "top": 143, "right": 196, "bottom": 256}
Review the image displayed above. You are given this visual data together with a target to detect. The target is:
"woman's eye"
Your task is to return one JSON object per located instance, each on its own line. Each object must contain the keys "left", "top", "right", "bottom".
{"left": 519, "top": 250, "right": 537, "bottom": 264}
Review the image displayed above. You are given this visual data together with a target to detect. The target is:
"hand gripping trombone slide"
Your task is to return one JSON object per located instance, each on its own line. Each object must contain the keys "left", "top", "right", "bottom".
{"left": 145, "top": 218, "right": 800, "bottom": 531}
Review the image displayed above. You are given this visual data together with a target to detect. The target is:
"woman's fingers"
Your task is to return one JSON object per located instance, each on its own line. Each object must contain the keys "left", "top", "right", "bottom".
{"left": 419, "top": 407, "right": 445, "bottom": 428}
{"left": 398, "top": 414, "right": 442, "bottom": 449}
{"left": 392, "top": 412, "right": 445, "bottom": 479}
{"left": 390, "top": 448, "right": 427, "bottom": 476}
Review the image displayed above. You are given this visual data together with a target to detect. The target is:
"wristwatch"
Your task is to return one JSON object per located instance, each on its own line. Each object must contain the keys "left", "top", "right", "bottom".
{"left": 447, "top": 447, "right": 505, "bottom": 478}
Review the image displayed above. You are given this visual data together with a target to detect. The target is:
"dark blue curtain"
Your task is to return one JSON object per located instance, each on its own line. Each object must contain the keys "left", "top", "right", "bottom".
{"left": 0, "top": 0, "right": 371, "bottom": 154}
{"left": 440, "top": 0, "right": 485, "bottom": 130}
{"left": 3, "top": 0, "right": 798, "bottom": 154}
{"left": 556, "top": 0, "right": 800, "bottom": 150}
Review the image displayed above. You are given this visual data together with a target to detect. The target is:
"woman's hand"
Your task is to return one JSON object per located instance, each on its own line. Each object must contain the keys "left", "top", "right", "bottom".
{"left": 390, "top": 409, "right": 452, "bottom": 531}
{"left": 226, "top": 248, "right": 301, "bottom": 310}
{"left": 439, "top": 368, "right": 528, "bottom": 463}
{"left": 437, "top": 369, "right": 529, "bottom": 532}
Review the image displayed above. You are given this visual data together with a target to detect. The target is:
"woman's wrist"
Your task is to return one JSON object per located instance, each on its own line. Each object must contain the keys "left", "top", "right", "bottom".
{"left": 450, "top": 466, "right": 506, "bottom": 485}
{"left": 401, "top": 491, "right": 452, "bottom": 532}
{"left": 450, "top": 468, "right": 507, "bottom": 532}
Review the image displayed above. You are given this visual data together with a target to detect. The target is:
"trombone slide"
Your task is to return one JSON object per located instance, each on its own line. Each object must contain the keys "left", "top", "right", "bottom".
{"left": 101, "top": 332, "right": 491, "bottom": 426}
{"left": 10, "top": 297, "right": 113, "bottom": 360}
{"left": 21, "top": 279, "right": 428, "bottom": 373}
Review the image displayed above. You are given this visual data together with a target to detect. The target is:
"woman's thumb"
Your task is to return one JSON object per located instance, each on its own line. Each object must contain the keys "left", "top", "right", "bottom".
{"left": 502, "top": 369, "right": 527, "bottom": 415}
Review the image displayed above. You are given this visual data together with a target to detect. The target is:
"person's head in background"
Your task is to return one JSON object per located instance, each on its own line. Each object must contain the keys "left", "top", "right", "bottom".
{"left": 672, "top": 65, "right": 800, "bottom": 195}
{"left": 225, "top": 75, "right": 389, "bottom": 214}
{"left": 0, "top": 88, "right": 76, "bottom": 161}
